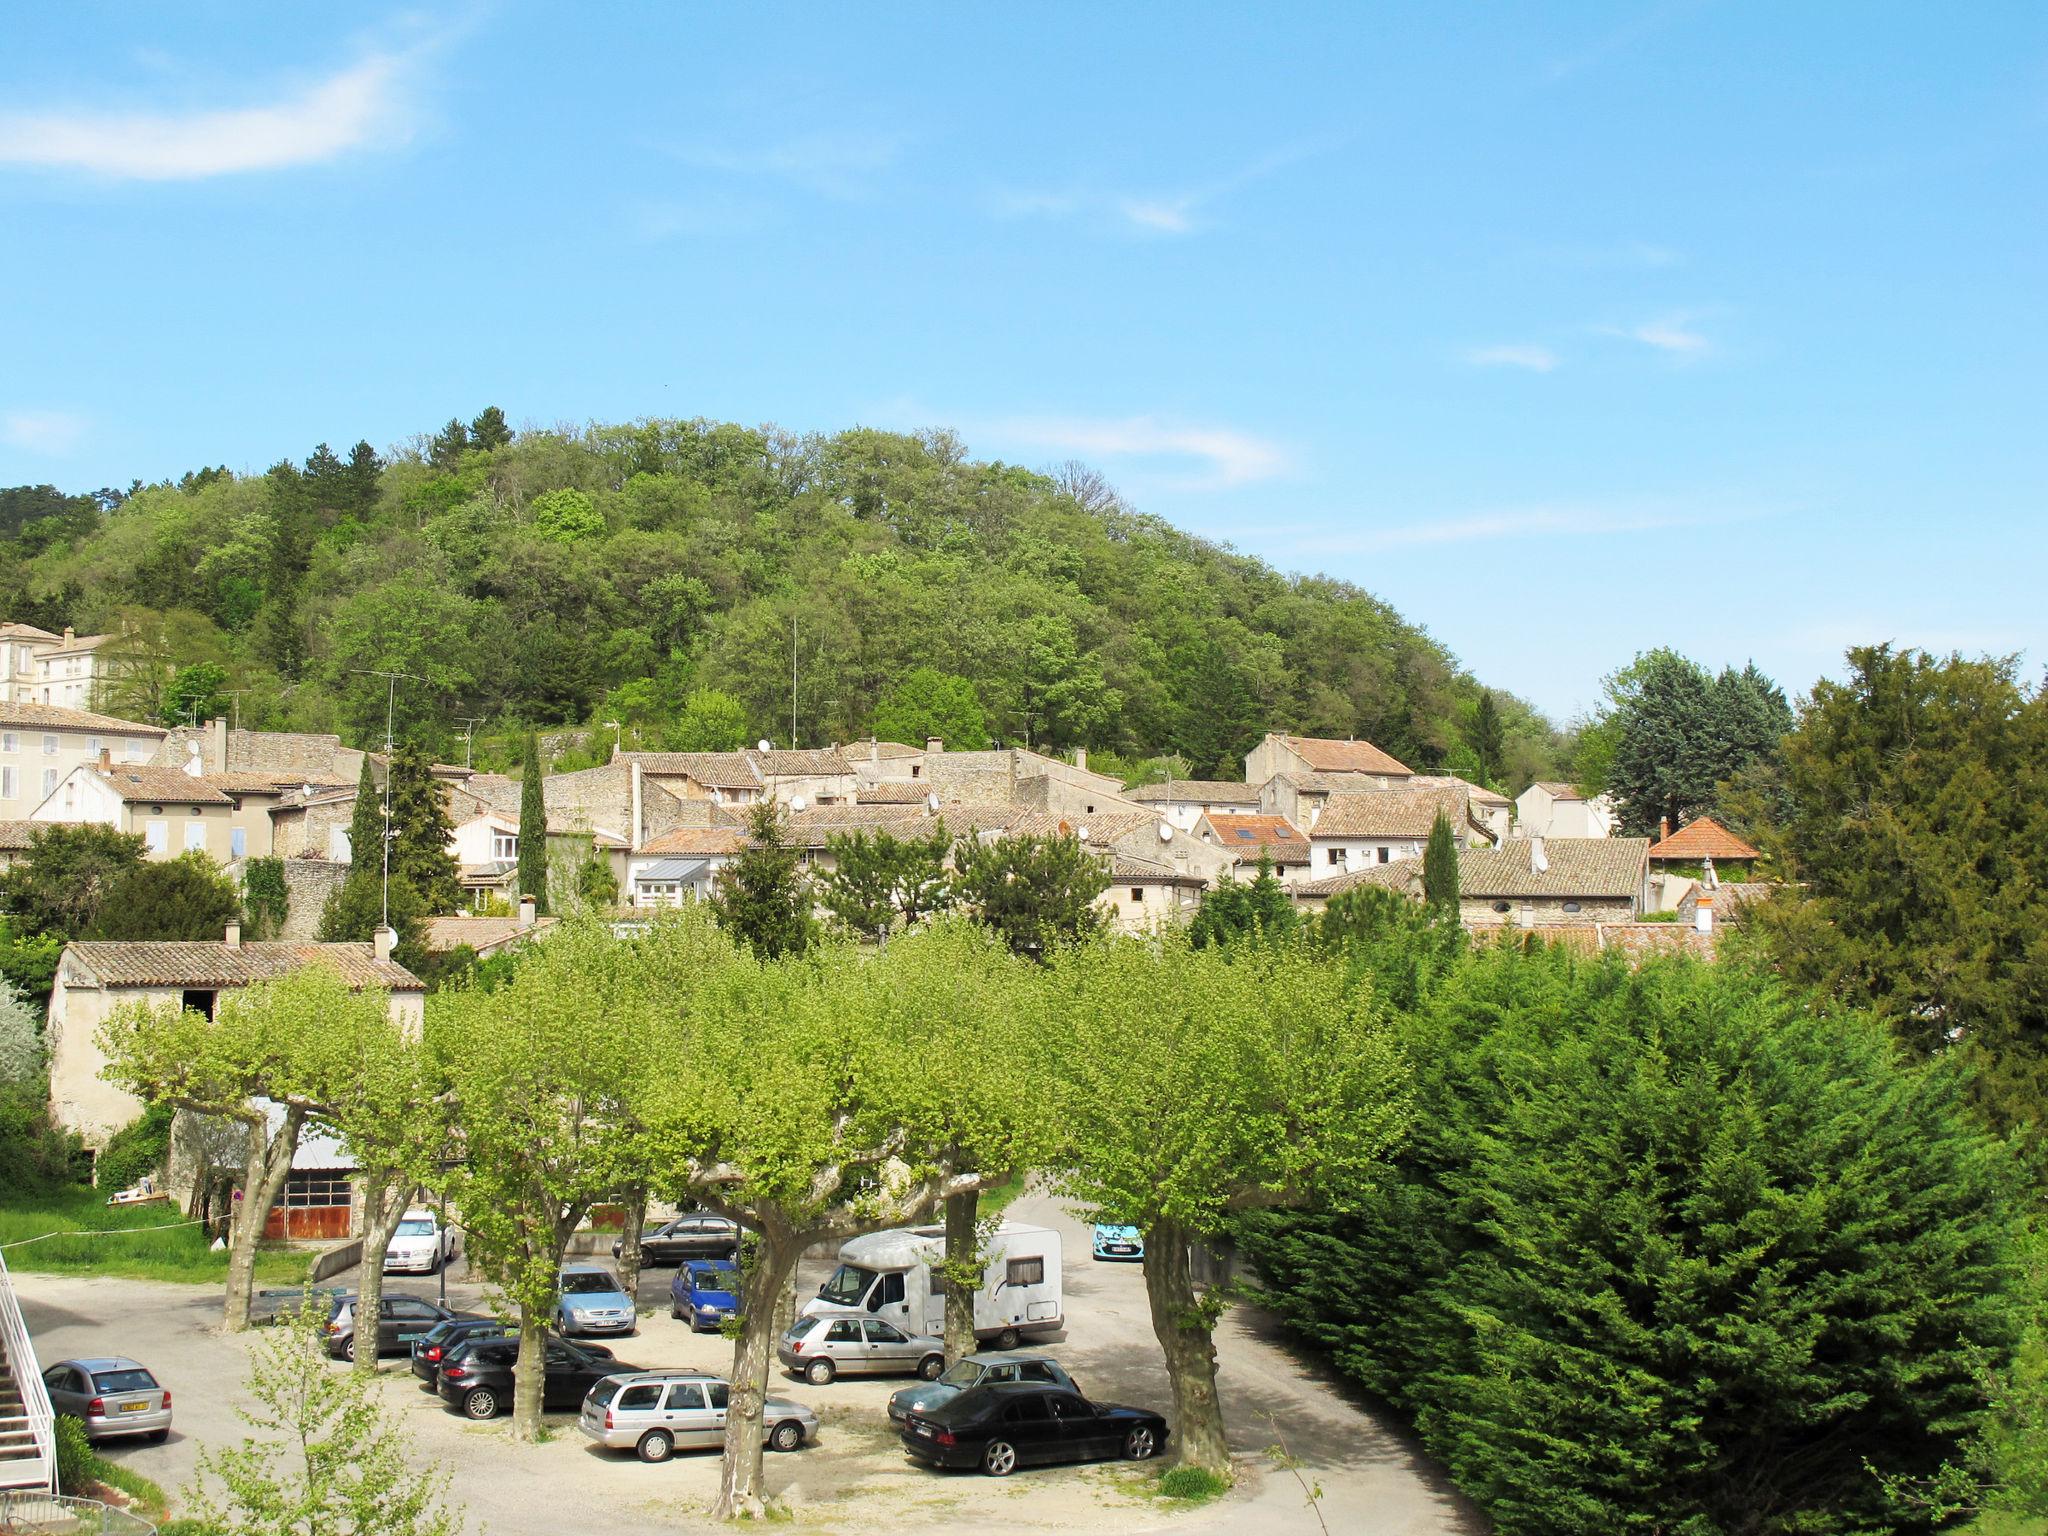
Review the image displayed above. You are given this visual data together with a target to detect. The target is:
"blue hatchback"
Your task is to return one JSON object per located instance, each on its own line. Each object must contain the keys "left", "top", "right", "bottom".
{"left": 672, "top": 1259, "right": 741, "bottom": 1332}
{"left": 1091, "top": 1224, "right": 1143, "bottom": 1262}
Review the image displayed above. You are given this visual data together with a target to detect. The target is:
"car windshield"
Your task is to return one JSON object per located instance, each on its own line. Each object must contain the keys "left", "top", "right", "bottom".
{"left": 817, "top": 1264, "right": 875, "bottom": 1306}
{"left": 561, "top": 1273, "right": 620, "bottom": 1295}
{"left": 93, "top": 1369, "right": 157, "bottom": 1393}
{"left": 939, "top": 1360, "right": 984, "bottom": 1388}
{"left": 396, "top": 1219, "right": 436, "bottom": 1237}
{"left": 586, "top": 1379, "right": 621, "bottom": 1407}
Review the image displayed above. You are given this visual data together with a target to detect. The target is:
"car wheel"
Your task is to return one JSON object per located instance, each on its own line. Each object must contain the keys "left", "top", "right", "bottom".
{"left": 462, "top": 1388, "right": 498, "bottom": 1420}
{"left": 982, "top": 1439, "right": 1018, "bottom": 1477}
{"left": 918, "top": 1353, "right": 945, "bottom": 1381}
{"left": 146, "top": 1429, "right": 169, "bottom": 1445}
{"left": 770, "top": 1420, "right": 802, "bottom": 1453}
{"left": 340, "top": 1336, "right": 356, "bottom": 1362}
{"left": 993, "top": 1327, "right": 1020, "bottom": 1352}
{"left": 671, "top": 1300, "right": 684, "bottom": 1320}
{"left": 1124, "top": 1425, "right": 1157, "bottom": 1461}
{"left": 636, "top": 1429, "right": 673, "bottom": 1463}
{"left": 805, "top": 1358, "right": 836, "bottom": 1386}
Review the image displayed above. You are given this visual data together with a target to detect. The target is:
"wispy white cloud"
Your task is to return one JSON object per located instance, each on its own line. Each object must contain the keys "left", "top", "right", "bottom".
{"left": 669, "top": 129, "right": 907, "bottom": 200}
{"left": 1312, "top": 499, "right": 1741, "bottom": 554}
{"left": 2, "top": 410, "right": 88, "bottom": 455}
{"left": 0, "top": 55, "right": 413, "bottom": 180}
{"left": 1624, "top": 314, "right": 1712, "bottom": 355}
{"left": 988, "top": 414, "right": 1288, "bottom": 488}
{"left": 1468, "top": 344, "right": 1561, "bottom": 373}
{"left": 993, "top": 134, "right": 1345, "bottom": 237}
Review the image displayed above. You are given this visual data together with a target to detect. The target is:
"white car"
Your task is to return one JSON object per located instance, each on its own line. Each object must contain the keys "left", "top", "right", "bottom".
{"left": 383, "top": 1210, "right": 458, "bottom": 1274}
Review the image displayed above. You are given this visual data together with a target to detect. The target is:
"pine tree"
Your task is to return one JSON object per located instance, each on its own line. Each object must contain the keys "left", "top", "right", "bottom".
{"left": 387, "top": 743, "right": 461, "bottom": 915}
{"left": 344, "top": 756, "right": 382, "bottom": 874}
{"left": 1467, "top": 690, "right": 1505, "bottom": 789}
{"left": 469, "top": 406, "right": 512, "bottom": 451}
{"left": 1423, "top": 812, "right": 1459, "bottom": 912}
{"left": 342, "top": 441, "right": 383, "bottom": 515}
{"left": 518, "top": 732, "right": 549, "bottom": 915}
{"left": 950, "top": 833, "right": 1109, "bottom": 959}
{"left": 707, "top": 802, "right": 814, "bottom": 958}
{"left": 428, "top": 418, "right": 470, "bottom": 471}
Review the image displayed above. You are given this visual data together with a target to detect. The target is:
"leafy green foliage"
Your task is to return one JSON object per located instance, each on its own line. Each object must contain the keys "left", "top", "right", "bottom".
{"left": 242, "top": 856, "right": 289, "bottom": 939}
{"left": 817, "top": 823, "right": 953, "bottom": 941}
{"left": 1592, "top": 648, "right": 1793, "bottom": 835}
{"left": 530, "top": 487, "right": 603, "bottom": 543}
{"left": 87, "top": 851, "right": 242, "bottom": 941}
{"left": 1422, "top": 812, "right": 1458, "bottom": 911}
{"left": 388, "top": 743, "right": 461, "bottom": 914}
{"left": 93, "top": 1101, "right": 174, "bottom": 1191}
{"left": 186, "top": 1299, "right": 464, "bottom": 1536}
{"left": 518, "top": 732, "right": 548, "bottom": 914}
{"left": 1742, "top": 645, "right": 2048, "bottom": 1159}
{"left": 707, "top": 802, "right": 814, "bottom": 958}
{"left": 667, "top": 687, "right": 750, "bottom": 752}
{"left": 871, "top": 667, "right": 991, "bottom": 751}
{"left": 1465, "top": 689, "right": 1503, "bottom": 789}
{"left": 0, "top": 823, "right": 145, "bottom": 938}
{"left": 163, "top": 660, "right": 232, "bottom": 726}
{"left": 574, "top": 854, "right": 618, "bottom": 908}
{"left": 0, "top": 915, "right": 62, "bottom": 1001}
{"left": 1237, "top": 947, "right": 2030, "bottom": 1535}
{"left": 1187, "top": 857, "right": 1296, "bottom": 948}
{"left": 950, "top": 833, "right": 1108, "bottom": 958}
{"left": 0, "top": 972, "right": 39, "bottom": 1084}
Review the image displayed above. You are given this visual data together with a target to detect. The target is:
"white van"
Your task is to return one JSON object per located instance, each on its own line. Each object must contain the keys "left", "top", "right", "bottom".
{"left": 802, "top": 1223, "right": 1062, "bottom": 1350}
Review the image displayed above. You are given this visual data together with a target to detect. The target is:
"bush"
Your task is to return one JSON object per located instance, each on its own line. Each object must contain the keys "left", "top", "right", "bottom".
{"left": 95, "top": 1102, "right": 174, "bottom": 1190}
{"left": 0, "top": 1081, "right": 86, "bottom": 1193}
{"left": 52, "top": 1414, "right": 94, "bottom": 1496}
{"left": 1159, "top": 1465, "right": 1230, "bottom": 1502}
{"left": 1239, "top": 947, "right": 2032, "bottom": 1535}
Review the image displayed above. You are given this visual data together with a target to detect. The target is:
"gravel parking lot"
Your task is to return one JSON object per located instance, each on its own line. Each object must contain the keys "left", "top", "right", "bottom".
{"left": 16, "top": 1192, "right": 1480, "bottom": 1534}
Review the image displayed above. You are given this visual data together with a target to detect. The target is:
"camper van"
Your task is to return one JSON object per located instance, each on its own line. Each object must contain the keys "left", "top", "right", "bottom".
{"left": 802, "top": 1223, "right": 1063, "bottom": 1350}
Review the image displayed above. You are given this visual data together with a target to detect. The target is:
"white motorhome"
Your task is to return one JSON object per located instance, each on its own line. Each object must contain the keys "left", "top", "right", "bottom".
{"left": 802, "top": 1223, "right": 1063, "bottom": 1350}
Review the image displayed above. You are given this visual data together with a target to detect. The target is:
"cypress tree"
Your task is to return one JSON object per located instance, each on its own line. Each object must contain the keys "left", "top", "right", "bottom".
{"left": 1423, "top": 811, "right": 1459, "bottom": 912}
{"left": 518, "top": 731, "right": 549, "bottom": 915}
{"left": 387, "top": 743, "right": 461, "bottom": 914}
{"left": 345, "top": 755, "right": 382, "bottom": 873}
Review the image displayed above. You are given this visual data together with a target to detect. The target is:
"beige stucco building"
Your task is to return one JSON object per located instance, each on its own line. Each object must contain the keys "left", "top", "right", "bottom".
{"left": 0, "top": 700, "right": 164, "bottom": 822}
{"left": 31, "top": 761, "right": 240, "bottom": 860}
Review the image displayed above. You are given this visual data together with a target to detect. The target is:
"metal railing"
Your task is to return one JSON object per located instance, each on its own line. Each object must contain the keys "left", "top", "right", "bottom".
{"left": 0, "top": 1250, "right": 54, "bottom": 1494}
{"left": 0, "top": 1489, "right": 157, "bottom": 1534}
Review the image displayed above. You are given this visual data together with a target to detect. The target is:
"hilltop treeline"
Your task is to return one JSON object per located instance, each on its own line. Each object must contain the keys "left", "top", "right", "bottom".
{"left": 0, "top": 414, "right": 1559, "bottom": 780}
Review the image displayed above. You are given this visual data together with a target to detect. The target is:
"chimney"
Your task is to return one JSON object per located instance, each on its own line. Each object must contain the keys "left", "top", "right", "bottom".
{"left": 630, "top": 760, "right": 644, "bottom": 849}
{"left": 517, "top": 895, "right": 536, "bottom": 929}
{"left": 223, "top": 920, "right": 240, "bottom": 949}
{"left": 1074, "top": 747, "right": 1088, "bottom": 772}
{"left": 1659, "top": 816, "right": 1671, "bottom": 842}
{"left": 98, "top": 746, "right": 111, "bottom": 770}
{"left": 925, "top": 737, "right": 944, "bottom": 756}
{"left": 1695, "top": 890, "right": 1714, "bottom": 935}
{"left": 869, "top": 741, "right": 879, "bottom": 763}
{"left": 212, "top": 715, "right": 229, "bottom": 770}
{"left": 373, "top": 924, "right": 396, "bottom": 962}
{"left": 62, "top": 626, "right": 74, "bottom": 643}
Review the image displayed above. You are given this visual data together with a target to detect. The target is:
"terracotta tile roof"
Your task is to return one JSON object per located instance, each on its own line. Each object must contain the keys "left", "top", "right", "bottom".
{"left": 847, "top": 739, "right": 922, "bottom": 760}
{"left": 1271, "top": 771, "right": 1361, "bottom": 795}
{"left": 0, "top": 819, "right": 37, "bottom": 850}
{"left": 1109, "top": 854, "right": 1207, "bottom": 887}
{"left": 620, "top": 751, "right": 763, "bottom": 789}
{"left": 203, "top": 770, "right": 348, "bottom": 795}
{"left": 546, "top": 819, "right": 629, "bottom": 848}
{"left": 857, "top": 781, "right": 941, "bottom": 804}
{"left": 1531, "top": 781, "right": 1584, "bottom": 801}
{"left": 1405, "top": 773, "right": 1512, "bottom": 809}
{"left": 1647, "top": 815, "right": 1763, "bottom": 862}
{"left": 0, "top": 700, "right": 165, "bottom": 735}
{"left": 61, "top": 941, "right": 424, "bottom": 991}
{"left": 98, "top": 766, "right": 234, "bottom": 805}
{"left": 1715, "top": 881, "right": 1782, "bottom": 921}
{"left": 1290, "top": 862, "right": 1424, "bottom": 900}
{"left": 635, "top": 826, "right": 749, "bottom": 856}
{"left": 1311, "top": 787, "right": 1470, "bottom": 840}
{"left": 1199, "top": 813, "right": 1311, "bottom": 865}
{"left": 1126, "top": 780, "right": 1261, "bottom": 805}
{"left": 749, "top": 748, "right": 851, "bottom": 777}
{"left": 1003, "top": 809, "right": 1157, "bottom": 845}
{"left": 422, "top": 915, "right": 557, "bottom": 954}
{"left": 1456, "top": 837, "right": 1649, "bottom": 899}
{"left": 0, "top": 623, "right": 59, "bottom": 642}
{"left": 1277, "top": 734, "right": 1412, "bottom": 777}
{"left": 43, "top": 632, "right": 114, "bottom": 656}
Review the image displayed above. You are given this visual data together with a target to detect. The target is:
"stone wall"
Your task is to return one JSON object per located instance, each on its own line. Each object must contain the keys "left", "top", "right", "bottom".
{"left": 277, "top": 858, "right": 348, "bottom": 939}
{"left": 1460, "top": 896, "right": 1637, "bottom": 927}
{"left": 155, "top": 720, "right": 360, "bottom": 779}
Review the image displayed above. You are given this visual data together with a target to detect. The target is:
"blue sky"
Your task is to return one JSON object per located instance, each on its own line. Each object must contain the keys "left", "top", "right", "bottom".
{"left": 2, "top": 3, "right": 2043, "bottom": 721}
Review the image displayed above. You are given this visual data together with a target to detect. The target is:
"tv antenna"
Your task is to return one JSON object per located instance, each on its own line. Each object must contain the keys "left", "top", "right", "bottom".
{"left": 351, "top": 669, "right": 424, "bottom": 931}
{"left": 455, "top": 717, "right": 486, "bottom": 770}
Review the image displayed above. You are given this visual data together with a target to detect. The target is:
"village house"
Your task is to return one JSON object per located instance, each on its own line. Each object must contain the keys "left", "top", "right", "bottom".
{"left": 1244, "top": 732, "right": 1414, "bottom": 791}
{"left": 1285, "top": 858, "right": 1426, "bottom": 912}
{"left": 0, "top": 819, "right": 34, "bottom": 871}
{"left": 1514, "top": 780, "right": 1618, "bottom": 839}
{"left": 423, "top": 902, "right": 557, "bottom": 960}
{"left": 626, "top": 824, "right": 750, "bottom": 906}
{"left": 1455, "top": 835, "right": 1651, "bottom": 927}
{"left": 857, "top": 740, "right": 1135, "bottom": 820}
{"left": 1644, "top": 816, "right": 1763, "bottom": 913}
{"left": 1125, "top": 778, "right": 1263, "bottom": 830}
{"left": 30, "top": 628, "right": 116, "bottom": 711}
{"left": 31, "top": 759, "right": 240, "bottom": 860}
{"left": 1098, "top": 854, "right": 1210, "bottom": 932}
{"left": 0, "top": 700, "right": 165, "bottom": 822}
{"left": 152, "top": 718, "right": 365, "bottom": 782}
{"left": 1191, "top": 811, "right": 1313, "bottom": 883}
{"left": 1405, "top": 773, "right": 1514, "bottom": 841}
{"left": 1305, "top": 786, "right": 1493, "bottom": 879}
{"left": 0, "top": 623, "right": 63, "bottom": 704}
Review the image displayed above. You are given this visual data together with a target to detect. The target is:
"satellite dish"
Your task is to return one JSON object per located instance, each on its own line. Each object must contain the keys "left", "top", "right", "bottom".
{"left": 1158, "top": 823, "right": 1174, "bottom": 843}
{"left": 1077, "top": 826, "right": 1090, "bottom": 842}
{"left": 791, "top": 795, "right": 807, "bottom": 813}
{"left": 757, "top": 739, "right": 773, "bottom": 752}
{"left": 926, "top": 792, "right": 941, "bottom": 812}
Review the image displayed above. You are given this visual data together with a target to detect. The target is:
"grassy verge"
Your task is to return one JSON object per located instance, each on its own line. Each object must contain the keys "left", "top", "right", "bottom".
{"left": 979, "top": 1173, "right": 1028, "bottom": 1216}
{"left": 1, "top": 1184, "right": 310, "bottom": 1285}
{"left": 54, "top": 1416, "right": 170, "bottom": 1518}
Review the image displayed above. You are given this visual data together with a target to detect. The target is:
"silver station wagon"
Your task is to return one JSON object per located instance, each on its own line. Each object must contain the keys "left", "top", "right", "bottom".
{"left": 776, "top": 1314, "right": 946, "bottom": 1386}
{"left": 579, "top": 1370, "right": 817, "bottom": 1463}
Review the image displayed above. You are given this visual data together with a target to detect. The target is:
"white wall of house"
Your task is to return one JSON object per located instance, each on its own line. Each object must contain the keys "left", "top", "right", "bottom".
{"left": 451, "top": 813, "right": 519, "bottom": 868}
{"left": 0, "top": 721, "right": 159, "bottom": 819}
{"left": 1308, "top": 835, "right": 1427, "bottom": 874}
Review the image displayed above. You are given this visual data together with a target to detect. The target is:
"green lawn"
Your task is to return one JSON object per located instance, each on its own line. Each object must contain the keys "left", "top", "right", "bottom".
{"left": 1, "top": 1185, "right": 310, "bottom": 1286}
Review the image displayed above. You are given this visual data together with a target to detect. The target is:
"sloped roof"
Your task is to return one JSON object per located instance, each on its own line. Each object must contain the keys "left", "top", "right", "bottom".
{"left": 635, "top": 826, "right": 749, "bottom": 857}
{"left": 621, "top": 751, "right": 762, "bottom": 789}
{"left": 203, "top": 770, "right": 348, "bottom": 795}
{"left": 1126, "top": 780, "right": 1261, "bottom": 805}
{"left": 61, "top": 941, "right": 424, "bottom": 991}
{"left": 750, "top": 748, "right": 851, "bottom": 777}
{"left": 1110, "top": 854, "right": 1207, "bottom": 887}
{"left": 0, "top": 623, "right": 60, "bottom": 642}
{"left": 1275, "top": 734, "right": 1412, "bottom": 777}
{"left": 1200, "top": 812, "right": 1311, "bottom": 864}
{"left": 0, "top": 700, "right": 165, "bottom": 735}
{"left": 44, "top": 632, "right": 114, "bottom": 656}
{"left": 1457, "top": 837, "right": 1650, "bottom": 899}
{"left": 857, "top": 781, "right": 940, "bottom": 804}
{"left": 1004, "top": 809, "right": 1158, "bottom": 845}
{"left": 97, "top": 766, "right": 234, "bottom": 805}
{"left": 422, "top": 914, "right": 557, "bottom": 954}
{"left": 1530, "top": 781, "right": 1584, "bottom": 801}
{"left": 1312, "top": 787, "right": 1469, "bottom": 840}
{"left": 0, "top": 820, "right": 37, "bottom": 850}
{"left": 1291, "top": 862, "right": 1425, "bottom": 900}
{"left": 636, "top": 857, "right": 710, "bottom": 883}
{"left": 847, "top": 739, "right": 922, "bottom": 760}
{"left": 1405, "top": 773, "right": 1512, "bottom": 809}
{"left": 1647, "top": 815, "right": 1763, "bottom": 862}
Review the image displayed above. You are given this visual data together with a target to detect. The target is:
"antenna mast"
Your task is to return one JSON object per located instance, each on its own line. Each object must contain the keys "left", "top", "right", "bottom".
{"left": 352, "top": 669, "right": 424, "bottom": 931}
{"left": 790, "top": 618, "right": 798, "bottom": 750}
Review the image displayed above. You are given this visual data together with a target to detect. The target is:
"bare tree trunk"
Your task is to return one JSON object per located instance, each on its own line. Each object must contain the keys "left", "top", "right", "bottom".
{"left": 511, "top": 1304, "right": 549, "bottom": 1442}
{"left": 943, "top": 1187, "right": 981, "bottom": 1363}
{"left": 1142, "top": 1218, "right": 1230, "bottom": 1476}
{"left": 352, "top": 1173, "right": 414, "bottom": 1375}
{"left": 223, "top": 1105, "right": 306, "bottom": 1332}
{"left": 714, "top": 1233, "right": 801, "bottom": 1520}
{"left": 616, "top": 1185, "right": 647, "bottom": 1300}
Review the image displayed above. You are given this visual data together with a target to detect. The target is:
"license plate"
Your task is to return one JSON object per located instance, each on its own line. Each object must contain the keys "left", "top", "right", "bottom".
{"left": 915, "top": 1423, "right": 933, "bottom": 1438}
{"left": 120, "top": 1401, "right": 150, "bottom": 1413}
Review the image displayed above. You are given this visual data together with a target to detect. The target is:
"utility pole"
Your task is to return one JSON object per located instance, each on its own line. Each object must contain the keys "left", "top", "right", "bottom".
{"left": 352, "top": 670, "right": 424, "bottom": 931}
{"left": 790, "top": 618, "right": 798, "bottom": 750}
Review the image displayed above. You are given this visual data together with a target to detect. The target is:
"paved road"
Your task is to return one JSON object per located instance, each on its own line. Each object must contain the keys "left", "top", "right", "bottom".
{"left": 15, "top": 1199, "right": 1481, "bottom": 1534}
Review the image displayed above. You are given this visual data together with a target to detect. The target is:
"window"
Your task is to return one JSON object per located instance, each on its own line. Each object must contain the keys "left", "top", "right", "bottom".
{"left": 491, "top": 831, "right": 517, "bottom": 861}
{"left": 145, "top": 820, "right": 169, "bottom": 855}
{"left": 987, "top": 1363, "right": 1019, "bottom": 1383}
{"left": 41, "top": 734, "right": 56, "bottom": 755}
{"left": 1046, "top": 1394, "right": 1093, "bottom": 1420}
{"left": 41, "top": 768, "right": 57, "bottom": 797}
{"left": 1019, "top": 1362, "right": 1059, "bottom": 1384}
{"left": 184, "top": 820, "right": 208, "bottom": 852}
{"left": 1492, "top": 900, "right": 1511, "bottom": 914}
{"left": 876, "top": 1272, "right": 906, "bottom": 1308}
{"left": 1378, "top": 847, "right": 1391, "bottom": 864}
{"left": 632, "top": 1383, "right": 678, "bottom": 1410}
{"left": 231, "top": 827, "right": 247, "bottom": 859}
{"left": 1562, "top": 901, "right": 1582, "bottom": 914}
{"left": 0, "top": 767, "right": 14, "bottom": 801}
{"left": 1006, "top": 1257, "right": 1045, "bottom": 1288}
{"left": 863, "top": 1319, "right": 906, "bottom": 1343}
{"left": 1002, "top": 1396, "right": 1050, "bottom": 1424}
{"left": 825, "top": 1320, "right": 863, "bottom": 1344}
{"left": 280, "top": 1170, "right": 351, "bottom": 1208}
{"left": 909, "top": 764, "right": 920, "bottom": 778}
{"left": 0, "top": 732, "right": 14, "bottom": 752}
{"left": 1085, "top": 804, "right": 1095, "bottom": 814}
{"left": 88, "top": 736, "right": 101, "bottom": 754}
{"left": 1130, "top": 887, "right": 1144, "bottom": 902}
{"left": 705, "top": 1382, "right": 729, "bottom": 1410}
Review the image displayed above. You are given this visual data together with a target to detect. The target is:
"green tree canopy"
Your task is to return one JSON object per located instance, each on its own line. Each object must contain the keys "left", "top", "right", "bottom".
{"left": 517, "top": 731, "right": 548, "bottom": 914}
{"left": 1187, "top": 856, "right": 1296, "bottom": 948}
{"left": 86, "top": 850, "right": 242, "bottom": 941}
{"left": 817, "top": 822, "right": 953, "bottom": 942}
{"left": 1597, "top": 649, "right": 1793, "bottom": 835}
{"left": 707, "top": 802, "right": 814, "bottom": 959}
{"left": 530, "top": 487, "right": 603, "bottom": 543}
{"left": 387, "top": 742, "right": 461, "bottom": 914}
{"left": 871, "top": 667, "right": 991, "bottom": 751}
{"left": 1422, "top": 811, "right": 1458, "bottom": 911}
{"left": 163, "top": 660, "right": 231, "bottom": 726}
{"left": 0, "top": 823, "right": 146, "bottom": 939}
{"left": 950, "top": 833, "right": 1108, "bottom": 958}
{"left": 665, "top": 687, "right": 750, "bottom": 752}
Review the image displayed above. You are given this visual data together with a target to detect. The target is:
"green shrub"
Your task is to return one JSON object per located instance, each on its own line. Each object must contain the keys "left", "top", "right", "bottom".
{"left": 1159, "top": 1465, "right": 1230, "bottom": 1502}
{"left": 1239, "top": 947, "right": 2032, "bottom": 1535}
{"left": 94, "top": 1101, "right": 174, "bottom": 1190}
{"left": 52, "top": 1414, "right": 94, "bottom": 1496}
{"left": 0, "top": 1080, "right": 86, "bottom": 1193}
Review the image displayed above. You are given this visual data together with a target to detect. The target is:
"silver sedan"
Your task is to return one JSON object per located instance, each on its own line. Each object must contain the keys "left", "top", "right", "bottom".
{"left": 776, "top": 1314, "right": 945, "bottom": 1386}
{"left": 41, "top": 1357, "right": 171, "bottom": 1443}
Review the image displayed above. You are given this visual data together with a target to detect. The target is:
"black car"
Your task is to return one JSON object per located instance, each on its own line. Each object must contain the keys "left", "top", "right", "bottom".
{"left": 614, "top": 1215, "right": 741, "bottom": 1267}
{"left": 436, "top": 1336, "right": 636, "bottom": 1420}
{"left": 249, "top": 1285, "right": 351, "bottom": 1327}
{"left": 409, "top": 1317, "right": 518, "bottom": 1386}
{"left": 900, "top": 1383, "right": 1168, "bottom": 1477}
{"left": 325, "top": 1293, "right": 477, "bottom": 1361}
{"left": 426, "top": 1328, "right": 613, "bottom": 1389}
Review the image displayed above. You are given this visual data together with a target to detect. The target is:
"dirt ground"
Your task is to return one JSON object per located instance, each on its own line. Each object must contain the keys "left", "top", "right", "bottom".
{"left": 15, "top": 1190, "right": 1482, "bottom": 1534}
